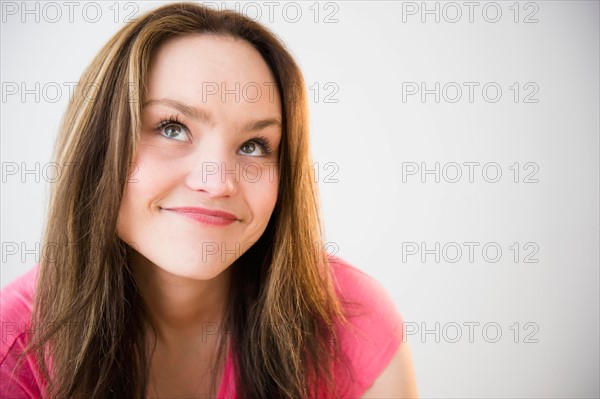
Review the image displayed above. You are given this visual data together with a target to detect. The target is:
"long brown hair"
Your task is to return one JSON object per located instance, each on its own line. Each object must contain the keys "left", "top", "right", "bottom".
{"left": 16, "top": 2, "right": 351, "bottom": 398}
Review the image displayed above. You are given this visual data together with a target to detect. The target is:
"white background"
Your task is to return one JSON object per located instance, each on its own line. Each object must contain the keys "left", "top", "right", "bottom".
{"left": 1, "top": 1, "right": 599, "bottom": 397}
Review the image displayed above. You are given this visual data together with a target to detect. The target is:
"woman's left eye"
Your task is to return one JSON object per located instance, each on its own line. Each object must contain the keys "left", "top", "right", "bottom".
{"left": 238, "top": 137, "right": 273, "bottom": 157}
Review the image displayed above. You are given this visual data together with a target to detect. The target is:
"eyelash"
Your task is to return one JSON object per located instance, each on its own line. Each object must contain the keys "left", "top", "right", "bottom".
{"left": 156, "top": 115, "right": 184, "bottom": 129}
{"left": 153, "top": 115, "right": 186, "bottom": 138}
{"left": 154, "top": 116, "right": 274, "bottom": 156}
{"left": 245, "top": 135, "right": 273, "bottom": 155}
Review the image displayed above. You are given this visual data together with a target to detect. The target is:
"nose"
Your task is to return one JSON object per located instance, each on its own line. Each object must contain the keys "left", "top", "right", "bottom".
{"left": 184, "top": 145, "right": 238, "bottom": 198}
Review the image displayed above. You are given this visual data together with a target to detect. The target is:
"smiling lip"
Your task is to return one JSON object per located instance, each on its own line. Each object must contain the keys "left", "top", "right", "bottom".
{"left": 163, "top": 207, "right": 238, "bottom": 226}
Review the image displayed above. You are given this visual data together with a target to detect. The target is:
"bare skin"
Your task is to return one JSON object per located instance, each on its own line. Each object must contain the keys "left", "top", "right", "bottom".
{"left": 145, "top": 332, "right": 225, "bottom": 398}
{"left": 133, "top": 250, "right": 230, "bottom": 398}
{"left": 361, "top": 340, "right": 419, "bottom": 398}
{"left": 118, "top": 32, "right": 282, "bottom": 398}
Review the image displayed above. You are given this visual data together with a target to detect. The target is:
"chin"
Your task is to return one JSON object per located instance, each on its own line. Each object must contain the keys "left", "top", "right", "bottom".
{"left": 161, "top": 260, "right": 232, "bottom": 281}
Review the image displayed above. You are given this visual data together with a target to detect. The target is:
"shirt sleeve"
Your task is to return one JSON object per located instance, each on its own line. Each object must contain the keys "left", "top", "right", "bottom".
{"left": 1, "top": 334, "right": 44, "bottom": 399}
{"left": 1, "top": 266, "right": 45, "bottom": 398}
{"left": 329, "top": 257, "right": 405, "bottom": 398}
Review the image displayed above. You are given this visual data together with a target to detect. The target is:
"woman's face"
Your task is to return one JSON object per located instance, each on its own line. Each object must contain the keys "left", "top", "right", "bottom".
{"left": 117, "top": 34, "right": 281, "bottom": 280}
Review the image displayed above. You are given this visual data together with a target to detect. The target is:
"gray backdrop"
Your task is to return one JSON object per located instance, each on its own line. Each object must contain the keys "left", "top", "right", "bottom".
{"left": 1, "top": 1, "right": 598, "bottom": 397}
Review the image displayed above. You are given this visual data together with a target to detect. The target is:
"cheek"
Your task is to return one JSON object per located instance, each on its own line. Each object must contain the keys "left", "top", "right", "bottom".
{"left": 116, "top": 153, "right": 171, "bottom": 239}
{"left": 260, "top": 169, "right": 279, "bottom": 211}
{"left": 127, "top": 150, "right": 179, "bottom": 203}
{"left": 115, "top": 185, "right": 135, "bottom": 243}
{"left": 245, "top": 165, "right": 279, "bottom": 220}
{"left": 116, "top": 176, "right": 150, "bottom": 238}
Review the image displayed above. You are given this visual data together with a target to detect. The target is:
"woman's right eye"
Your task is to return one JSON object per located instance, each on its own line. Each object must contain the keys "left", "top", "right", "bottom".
{"left": 157, "top": 121, "right": 190, "bottom": 142}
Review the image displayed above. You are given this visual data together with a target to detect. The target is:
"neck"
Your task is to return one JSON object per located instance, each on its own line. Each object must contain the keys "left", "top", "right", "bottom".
{"left": 129, "top": 250, "right": 232, "bottom": 346}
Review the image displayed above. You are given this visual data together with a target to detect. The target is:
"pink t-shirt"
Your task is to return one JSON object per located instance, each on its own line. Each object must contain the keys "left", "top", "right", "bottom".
{"left": 1, "top": 256, "right": 404, "bottom": 398}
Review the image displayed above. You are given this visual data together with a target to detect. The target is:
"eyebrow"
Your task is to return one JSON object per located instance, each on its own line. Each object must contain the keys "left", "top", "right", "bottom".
{"left": 143, "top": 98, "right": 282, "bottom": 133}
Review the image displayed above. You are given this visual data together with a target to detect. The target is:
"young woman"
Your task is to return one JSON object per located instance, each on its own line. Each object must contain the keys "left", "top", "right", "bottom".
{"left": 0, "top": 3, "right": 418, "bottom": 398}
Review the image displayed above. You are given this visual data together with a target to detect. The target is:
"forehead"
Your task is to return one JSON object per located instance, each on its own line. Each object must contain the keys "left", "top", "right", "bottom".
{"left": 146, "top": 34, "right": 281, "bottom": 116}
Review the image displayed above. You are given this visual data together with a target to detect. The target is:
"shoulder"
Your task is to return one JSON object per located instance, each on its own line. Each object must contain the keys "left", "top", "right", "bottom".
{"left": 328, "top": 255, "right": 404, "bottom": 335}
{"left": 0, "top": 265, "right": 45, "bottom": 398}
{"left": 327, "top": 255, "right": 406, "bottom": 398}
{"left": 329, "top": 255, "right": 400, "bottom": 305}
